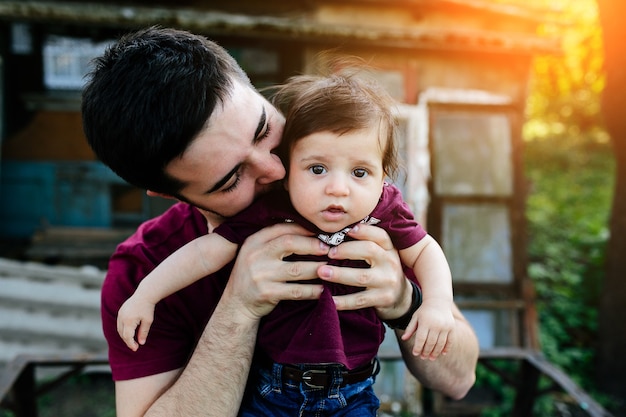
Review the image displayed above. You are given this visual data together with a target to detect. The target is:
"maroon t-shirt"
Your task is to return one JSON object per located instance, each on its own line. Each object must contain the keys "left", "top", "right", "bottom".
{"left": 102, "top": 184, "right": 425, "bottom": 380}
{"left": 216, "top": 183, "right": 426, "bottom": 369}
{"left": 101, "top": 203, "right": 233, "bottom": 381}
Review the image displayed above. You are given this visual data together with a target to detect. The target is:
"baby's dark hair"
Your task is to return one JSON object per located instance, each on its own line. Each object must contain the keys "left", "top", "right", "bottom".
{"left": 269, "top": 72, "right": 400, "bottom": 181}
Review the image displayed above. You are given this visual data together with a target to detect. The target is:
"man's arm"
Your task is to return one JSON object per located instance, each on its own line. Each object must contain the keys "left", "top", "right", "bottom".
{"left": 396, "top": 303, "right": 478, "bottom": 399}
{"left": 141, "top": 296, "right": 260, "bottom": 416}
{"left": 114, "top": 268, "right": 262, "bottom": 417}
{"left": 114, "top": 223, "right": 328, "bottom": 417}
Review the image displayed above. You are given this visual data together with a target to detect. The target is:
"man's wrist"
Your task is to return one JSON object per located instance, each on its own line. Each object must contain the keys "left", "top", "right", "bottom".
{"left": 383, "top": 280, "right": 422, "bottom": 330}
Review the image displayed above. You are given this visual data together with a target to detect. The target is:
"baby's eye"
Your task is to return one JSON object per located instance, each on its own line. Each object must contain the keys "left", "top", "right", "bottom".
{"left": 309, "top": 165, "right": 327, "bottom": 175}
{"left": 353, "top": 168, "right": 368, "bottom": 178}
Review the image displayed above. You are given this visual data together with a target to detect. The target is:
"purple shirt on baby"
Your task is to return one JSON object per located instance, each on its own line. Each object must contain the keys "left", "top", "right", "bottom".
{"left": 216, "top": 183, "right": 425, "bottom": 369}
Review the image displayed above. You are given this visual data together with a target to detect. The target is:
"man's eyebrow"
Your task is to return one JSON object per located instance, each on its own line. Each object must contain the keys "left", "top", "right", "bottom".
{"left": 253, "top": 106, "right": 267, "bottom": 142}
{"left": 206, "top": 164, "right": 241, "bottom": 194}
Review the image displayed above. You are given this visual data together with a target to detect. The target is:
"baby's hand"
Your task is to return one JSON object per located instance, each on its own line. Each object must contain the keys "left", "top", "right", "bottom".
{"left": 401, "top": 298, "right": 454, "bottom": 360}
{"left": 116, "top": 295, "right": 156, "bottom": 351}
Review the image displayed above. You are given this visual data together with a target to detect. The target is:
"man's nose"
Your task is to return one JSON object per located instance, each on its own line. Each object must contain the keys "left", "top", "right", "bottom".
{"left": 255, "top": 152, "right": 286, "bottom": 185}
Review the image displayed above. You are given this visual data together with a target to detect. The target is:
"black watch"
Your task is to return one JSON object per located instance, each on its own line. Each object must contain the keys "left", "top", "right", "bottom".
{"left": 383, "top": 280, "right": 422, "bottom": 330}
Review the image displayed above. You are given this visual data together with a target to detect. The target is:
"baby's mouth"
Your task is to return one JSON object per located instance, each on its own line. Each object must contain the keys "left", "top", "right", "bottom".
{"left": 325, "top": 205, "right": 345, "bottom": 213}
{"left": 322, "top": 205, "right": 347, "bottom": 221}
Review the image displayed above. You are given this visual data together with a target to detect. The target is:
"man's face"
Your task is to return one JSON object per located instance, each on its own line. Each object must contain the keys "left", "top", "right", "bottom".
{"left": 164, "top": 81, "right": 286, "bottom": 225}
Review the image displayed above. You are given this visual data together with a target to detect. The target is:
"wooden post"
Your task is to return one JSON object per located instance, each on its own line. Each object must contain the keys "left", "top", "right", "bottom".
{"left": 12, "top": 363, "right": 38, "bottom": 417}
{"left": 512, "top": 358, "right": 540, "bottom": 417}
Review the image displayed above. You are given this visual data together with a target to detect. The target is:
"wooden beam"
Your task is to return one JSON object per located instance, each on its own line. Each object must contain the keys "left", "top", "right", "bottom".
{"left": 0, "top": 1, "right": 560, "bottom": 54}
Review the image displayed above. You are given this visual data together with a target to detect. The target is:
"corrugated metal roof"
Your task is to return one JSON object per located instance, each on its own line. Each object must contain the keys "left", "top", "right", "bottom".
{"left": 326, "top": 0, "right": 561, "bottom": 23}
{"left": 0, "top": 1, "right": 560, "bottom": 54}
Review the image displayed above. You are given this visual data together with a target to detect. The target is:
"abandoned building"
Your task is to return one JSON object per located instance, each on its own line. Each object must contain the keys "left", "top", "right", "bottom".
{"left": 0, "top": 1, "right": 612, "bottom": 416}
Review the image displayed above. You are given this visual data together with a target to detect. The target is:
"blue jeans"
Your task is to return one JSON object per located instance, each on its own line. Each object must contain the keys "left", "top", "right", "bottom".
{"left": 239, "top": 362, "right": 380, "bottom": 417}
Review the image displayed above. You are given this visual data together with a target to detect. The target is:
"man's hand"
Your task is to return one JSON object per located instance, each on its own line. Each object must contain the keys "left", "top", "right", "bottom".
{"left": 317, "top": 223, "right": 410, "bottom": 319}
{"left": 225, "top": 222, "right": 329, "bottom": 319}
{"left": 317, "top": 223, "right": 478, "bottom": 400}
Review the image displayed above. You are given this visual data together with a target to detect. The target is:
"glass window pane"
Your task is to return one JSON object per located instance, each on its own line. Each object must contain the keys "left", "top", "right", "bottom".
{"left": 433, "top": 112, "right": 513, "bottom": 196}
{"left": 461, "top": 308, "right": 519, "bottom": 348}
{"left": 462, "top": 310, "right": 495, "bottom": 348}
{"left": 442, "top": 203, "right": 512, "bottom": 283}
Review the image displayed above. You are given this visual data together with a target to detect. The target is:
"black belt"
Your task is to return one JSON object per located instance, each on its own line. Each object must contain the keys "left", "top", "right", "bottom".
{"left": 281, "top": 359, "right": 379, "bottom": 389}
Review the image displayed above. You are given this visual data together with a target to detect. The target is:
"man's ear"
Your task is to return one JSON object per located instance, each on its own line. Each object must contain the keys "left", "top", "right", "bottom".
{"left": 146, "top": 190, "right": 176, "bottom": 200}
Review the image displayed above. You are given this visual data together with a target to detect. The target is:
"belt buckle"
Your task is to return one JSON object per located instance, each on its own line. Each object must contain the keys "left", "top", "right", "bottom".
{"left": 301, "top": 369, "right": 327, "bottom": 389}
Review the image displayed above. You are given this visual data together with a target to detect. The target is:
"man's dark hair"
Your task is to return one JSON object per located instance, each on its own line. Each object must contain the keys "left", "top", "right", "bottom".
{"left": 82, "top": 27, "right": 251, "bottom": 195}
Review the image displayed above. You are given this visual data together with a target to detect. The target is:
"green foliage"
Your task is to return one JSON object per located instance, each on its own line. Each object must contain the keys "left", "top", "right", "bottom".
{"left": 475, "top": 139, "right": 613, "bottom": 417}
{"left": 0, "top": 374, "right": 115, "bottom": 417}
{"left": 499, "top": 0, "right": 609, "bottom": 388}
{"left": 496, "top": 0, "right": 606, "bottom": 144}
{"left": 525, "top": 138, "right": 613, "bottom": 392}
{"left": 479, "top": 3, "right": 611, "bottom": 411}
{"left": 529, "top": 140, "right": 612, "bottom": 392}
{"left": 37, "top": 373, "right": 115, "bottom": 417}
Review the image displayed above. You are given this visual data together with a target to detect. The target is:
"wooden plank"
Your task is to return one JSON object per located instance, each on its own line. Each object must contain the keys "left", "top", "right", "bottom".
{"left": 0, "top": 314, "right": 106, "bottom": 364}
{"left": 0, "top": 340, "right": 105, "bottom": 365}
{"left": 26, "top": 227, "right": 134, "bottom": 263}
{"left": 455, "top": 299, "right": 526, "bottom": 310}
{"left": 0, "top": 258, "right": 106, "bottom": 368}
{"left": 479, "top": 346, "right": 534, "bottom": 359}
{"left": 0, "top": 276, "right": 100, "bottom": 311}
{"left": 431, "top": 348, "right": 614, "bottom": 417}
{"left": 524, "top": 353, "right": 612, "bottom": 417}
{"left": 0, "top": 307, "right": 104, "bottom": 343}
{"left": 0, "top": 258, "right": 105, "bottom": 287}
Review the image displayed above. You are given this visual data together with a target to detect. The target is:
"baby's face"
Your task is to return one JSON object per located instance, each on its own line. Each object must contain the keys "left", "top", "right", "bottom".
{"left": 286, "top": 128, "right": 386, "bottom": 233}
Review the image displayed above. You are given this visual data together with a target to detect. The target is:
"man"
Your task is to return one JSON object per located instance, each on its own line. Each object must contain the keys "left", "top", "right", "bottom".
{"left": 82, "top": 27, "right": 479, "bottom": 416}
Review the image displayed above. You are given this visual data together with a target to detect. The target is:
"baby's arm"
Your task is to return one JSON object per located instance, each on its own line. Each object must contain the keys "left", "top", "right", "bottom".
{"left": 117, "top": 233, "right": 238, "bottom": 351}
{"left": 399, "top": 234, "right": 455, "bottom": 360}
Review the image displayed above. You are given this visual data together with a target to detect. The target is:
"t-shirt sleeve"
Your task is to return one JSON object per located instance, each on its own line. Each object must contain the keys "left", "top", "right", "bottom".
{"left": 214, "top": 194, "right": 281, "bottom": 244}
{"left": 214, "top": 217, "right": 262, "bottom": 245}
{"left": 375, "top": 184, "right": 427, "bottom": 250}
{"left": 102, "top": 204, "right": 225, "bottom": 381}
{"left": 102, "top": 246, "right": 191, "bottom": 380}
